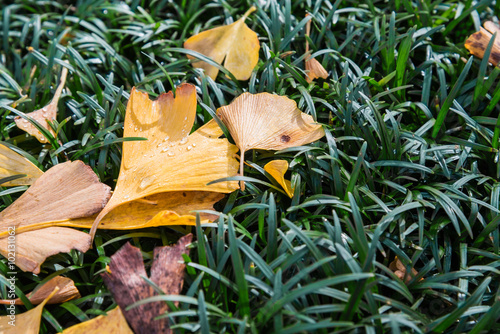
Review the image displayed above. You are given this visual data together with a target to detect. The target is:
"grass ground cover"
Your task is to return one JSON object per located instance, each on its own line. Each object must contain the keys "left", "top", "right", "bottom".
{"left": 1, "top": 0, "right": 500, "bottom": 333}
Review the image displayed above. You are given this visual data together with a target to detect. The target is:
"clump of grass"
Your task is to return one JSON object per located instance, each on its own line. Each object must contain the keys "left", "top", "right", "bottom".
{"left": 1, "top": 0, "right": 499, "bottom": 333}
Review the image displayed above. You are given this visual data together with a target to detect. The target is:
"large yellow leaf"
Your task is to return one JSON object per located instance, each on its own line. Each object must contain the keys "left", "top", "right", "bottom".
{"left": 217, "top": 92, "right": 325, "bottom": 189}
{"left": 0, "top": 287, "right": 58, "bottom": 334}
{"left": 0, "top": 160, "right": 111, "bottom": 273}
{"left": 183, "top": 6, "right": 259, "bottom": 80}
{"left": 0, "top": 143, "right": 43, "bottom": 186}
{"left": 89, "top": 84, "right": 239, "bottom": 238}
{"left": 62, "top": 307, "right": 133, "bottom": 334}
{"left": 14, "top": 65, "right": 68, "bottom": 143}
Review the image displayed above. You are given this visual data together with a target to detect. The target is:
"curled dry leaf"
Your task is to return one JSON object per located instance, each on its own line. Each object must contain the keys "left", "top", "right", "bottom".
{"left": 0, "top": 287, "right": 58, "bottom": 334}
{"left": 14, "top": 65, "right": 68, "bottom": 143}
{"left": 89, "top": 84, "right": 239, "bottom": 238}
{"left": 304, "top": 15, "right": 328, "bottom": 83}
{"left": 217, "top": 92, "right": 325, "bottom": 189}
{"left": 101, "top": 234, "right": 193, "bottom": 334}
{"left": 264, "top": 160, "right": 294, "bottom": 198}
{"left": 0, "top": 276, "right": 79, "bottom": 305}
{"left": 0, "top": 160, "right": 111, "bottom": 273}
{"left": 184, "top": 6, "right": 259, "bottom": 80}
{"left": 0, "top": 143, "right": 43, "bottom": 186}
{"left": 465, "top": 22, "right": 500, "bottom": 66}
{"left": 389, "top": 257, "right": 419, "bottom": 284}
{"left": 62, "top": 307, "right": 133, "bottom": 334}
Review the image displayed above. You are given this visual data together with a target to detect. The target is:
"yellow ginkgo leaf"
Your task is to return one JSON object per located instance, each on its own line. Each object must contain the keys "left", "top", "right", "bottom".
{"left": 62, "top": 307, "right": 133, "bottom": 334}
{"left": 0, "top": 276, "right": 80, "bottom": 305}
{"left": 14, "top": 65, "right": 68, "bottom": 143}
{"left": 183, "top": 6, "right": 259, "bottom": 80}
{"left": 304, "top": 15, "right": 328, "bottom": 83}
{"left": 0, "top": 160, "right": 111, "bottom": 273}
{"left": 89, "top": 84, "right": 239, "bottom": 238}
{"left": 0, "top": 287, "right": 58, "bottom": 334}
{"left": 264, "top": 160, "right": 294, "bottom": 198}
{"left": 0, "top": 143, "right": 43, "bottom": 186}
{"left": 217, "top": 92, "right": 325, "bottom": 189}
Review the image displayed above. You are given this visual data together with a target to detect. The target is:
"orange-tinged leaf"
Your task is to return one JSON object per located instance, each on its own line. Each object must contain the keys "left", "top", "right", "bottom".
{"left": 264, "top": 160, "right": 294, "bottom": 198}
{"left": 183, "top": 7, "right": 259, "bottom": 80}
{"left": 0, "top": 287, "right": 58, "bottom": 333}
{"left": 90, "top": 85, "right": 239, "bottom": 238}
{"left": 0, "top": 276, "right": 79, "bottom": 305}
{"left": 0, "top": 160, "right": 111, "bottom": 273}
{"left": 389, "top": 257, "right": 420, "bottom": 284}
{"left": 465, "top": 27, "right": 500, "bottom": 66}
{"left": 62, "top": 307, "right": 133, "bottom": 334}
{"left": 217, "top": 92, "right": 325, "bottom": 189}
{"left": 14, "top": 65, "right": 68, "bottom": 143}
{"left": 304, "top": 15, "right": 328, "bottom": 83}
{"left": 101, "top": 235, "right": 192, "bottom": 334}
{"left": 0, "top": 143, "right": 43, "bottom": 186}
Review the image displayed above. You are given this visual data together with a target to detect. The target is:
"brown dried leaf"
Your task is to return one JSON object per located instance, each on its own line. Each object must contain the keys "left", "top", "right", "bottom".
{"left": 304, "top": 15, "right": 328, "bottom": 83}
{"left": 217, "top": 92, "right": 325, "bottom": 189}
{"left": 14, "top": 65, "right": 68, "bottom": 143}
{"left": 465, "top": 27, "right": 500, "bottom": 66}
{"left": 389, "top": 257, "right": 419, "bottom": 284}
{"left": 0, "top": 276, "right": 80, "bottom": 305}
{"left": 101, "top": 234, "right": 192, "bottom": 334}
{"left": 62, "top": 307, "right": 133, "bottom": 334}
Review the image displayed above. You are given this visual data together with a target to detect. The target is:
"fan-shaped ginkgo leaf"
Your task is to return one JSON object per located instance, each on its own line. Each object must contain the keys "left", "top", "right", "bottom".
{"left": 183, "top": 6, "right": 259, "bottom": 80}
{"left": 0, "top": 287, "right": 58, "bottom": 334}
{"left": 217, "top": 92, "right": 325, "bottom": 189}
{"left": 304, "top": 15, "right": 328, "bottom": 83}
{"left": 0, "top": 143, "right": 43, "bottom": 186}
{"left": 62, "top": 307, "right": 133, "bottom": 334}
{"left": 0, "top": 276, "right": 79, "bottom": 305}
{"left": 14, "top": 65, "right": 68, "bottom": 143}
{"left": 264, "top": 160, "right": 294, "bottom": 198}
{"left": 89, "top": 84, "right": 239, "bottom": 238}
{"left": 0, "top": 160, "right": 111, "bottom": 273}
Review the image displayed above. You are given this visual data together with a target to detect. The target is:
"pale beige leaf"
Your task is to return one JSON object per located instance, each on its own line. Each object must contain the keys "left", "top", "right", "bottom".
{"left": 0, "top": 143, "right": 43, "bottom": 186}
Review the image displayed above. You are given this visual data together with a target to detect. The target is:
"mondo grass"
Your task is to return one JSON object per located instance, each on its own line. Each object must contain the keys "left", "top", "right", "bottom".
{"left": 1, "top": 0, "right": 500, "bottom": 333}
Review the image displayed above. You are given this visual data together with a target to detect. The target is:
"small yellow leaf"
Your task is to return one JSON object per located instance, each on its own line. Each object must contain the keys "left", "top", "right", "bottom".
{"left": 0, "top": 287, "right": 58, "bottom": 334}
{"left": 0, "top": 276, "right": 79, "bottom": 305}
{"left": 264, "top": 160, "right": 294, "bottom": 198}
{"left": 89, "top": 85, "right": 239, "bottom": 238}
{"left": 217, "top": 92, "right": 325, "bottom": 189}
{"left": 184, "top": 7, "right": 260, "bottom": 80}
{"left": 0, "top": 143, "right": 43, "bottom": 186}
{"left": 14, "top": 65, "right": 68, "bottom": 143}
{"left": 304, "top": 15, "right": 328, "bottom": 83}
{"left": 62, "top": 307, "right": 133, "bottom": 334}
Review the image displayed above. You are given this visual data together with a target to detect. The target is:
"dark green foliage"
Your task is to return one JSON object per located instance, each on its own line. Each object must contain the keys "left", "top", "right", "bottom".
{"left": 1, "top": 0, "right": 500, "bottom": 333}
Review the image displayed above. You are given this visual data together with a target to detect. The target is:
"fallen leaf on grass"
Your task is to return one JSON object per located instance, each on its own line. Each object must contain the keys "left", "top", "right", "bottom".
{"left": 14, "top": 65, "right": 68, "bottom": 143}
{"left": 0, "top": 276, "right": 79, "bottom": 305}
{"left": 0, "top": 287, "right": 58, "bottom": 334}
{"left": 465, "top": 22, "right": 500, "bottom": 66}
{"left": 264, "top": 160, "right": 294, "bottom": 198}
{"left": 217, "top": 92, "right": 325, "bottom": 189}
{"left": 90, "top": 84, "right": 239, "bottom": 238}
{"left": 62, "top": 307, "right": 133, "bottom": 334}
{"left": 389, "top": 257, "right": 419, "bottom": 284}
{"left": 0, "top": 143, "right": 43, "bottom": 186}
{"left": 184, "top": 6, "right": 259, "bottom": 80}
{"left": 101, "top": 234, "right": 193, "bottom": 334}
{"left": 304, "top": 14, "right": 328, "bottom": 83}
{"left": 0, "top": 160, "right": 111, "bottom": 272}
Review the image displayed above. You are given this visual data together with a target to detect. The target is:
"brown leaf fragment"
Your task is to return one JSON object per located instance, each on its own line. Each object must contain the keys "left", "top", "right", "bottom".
{"left": 484, "top": 21, "right": 500, "bottom": 35}
{"left": 389, "top": 257, "right": 419, "bottom": 284}
{"left": 102, "top": 234, "right": 193, "bottom": 334}
{"left": 465, "top": 27, "right": 500, "bottom": 66}
{"left": 304, "top": 15, "right": 328, "bottom": 83}
{"left": 0, "top": 227, "right": 91, "bottom": 274}
{"left": 62, "top": 307, "right": 133, "bottom": 334}
{"left": 0, "top": 276, "right": 80, "bottom": 305}
{"left": 14, "top": 65, "right": 68, "bottom": 143}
